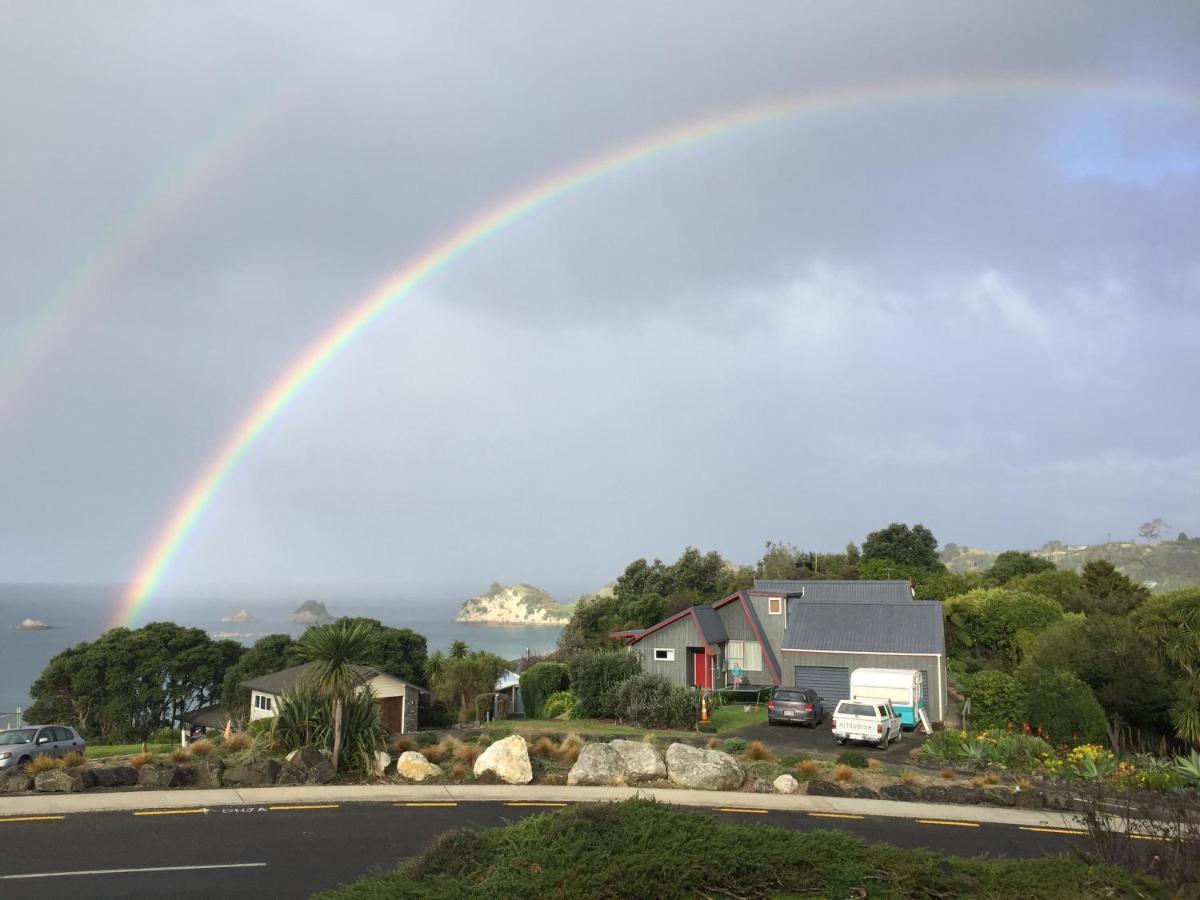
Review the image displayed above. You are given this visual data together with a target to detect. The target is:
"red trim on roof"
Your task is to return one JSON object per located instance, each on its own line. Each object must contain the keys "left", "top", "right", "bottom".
{"left": 712, "top": 591, "right": 745, "bottom": 609}
{"left": 620, "top": 605, "right": 697, "bottom": 645}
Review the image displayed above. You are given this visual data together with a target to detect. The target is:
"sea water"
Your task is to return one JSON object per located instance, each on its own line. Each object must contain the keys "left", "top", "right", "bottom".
{"left": 0, "top": 584, "right": 562, "bottom": 721}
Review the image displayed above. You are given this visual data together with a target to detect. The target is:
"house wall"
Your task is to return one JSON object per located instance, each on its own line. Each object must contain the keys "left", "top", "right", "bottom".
{"left": 249, "top": 690, "right": 278, "bottom": 722}
{"left": 781, "top": 650, "right": 946, "bottom": 722}
{"left": 744, "top": 593, "right": 788, "bottom": 650}
{"left": 715, "top": 600, "right": 771, "bottom": 684}
{"left": 631, "top": 615, "right": 706, "bottom": 686}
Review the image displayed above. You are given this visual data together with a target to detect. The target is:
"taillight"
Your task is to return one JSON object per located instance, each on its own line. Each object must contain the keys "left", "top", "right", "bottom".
{"left": 831, "top": 719, "right": 836, "bottom": 729}
{"left": 802, "top": 704, "right": 812, "bottom": 712}
{"left": 876, "top": 724, "right": 883, "bottom": 734}
{"left": 767, "top": 701, "right": 775, "bottom": 709}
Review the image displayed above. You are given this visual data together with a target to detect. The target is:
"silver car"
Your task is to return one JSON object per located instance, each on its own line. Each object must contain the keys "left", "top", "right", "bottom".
{"left": 0, "top": 725, "right": 86, "bottom": 771}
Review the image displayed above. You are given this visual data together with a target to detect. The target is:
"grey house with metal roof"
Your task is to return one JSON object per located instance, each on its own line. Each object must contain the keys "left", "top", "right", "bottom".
{"left": 242, "top": 662, "right": 425, "bottom": 733}
{"left": 612, "top": 578, "right": 947, "bottom": 723}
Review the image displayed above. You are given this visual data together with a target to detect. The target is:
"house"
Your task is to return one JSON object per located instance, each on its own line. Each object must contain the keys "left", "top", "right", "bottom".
{"left": 610, "top": 579, "right": 947, "bottom": 723}
{"left": 241, "top": 662, "right": 425, "bottom": 734}
{"left": 179, "top": 703, "right": 229, "bottom": 737}
{"left": 492, "top": 670, "right": 525, "bottom": 719}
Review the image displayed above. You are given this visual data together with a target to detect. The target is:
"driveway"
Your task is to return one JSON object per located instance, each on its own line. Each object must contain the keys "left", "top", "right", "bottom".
{"left": 731, "top": 716, "right": 926, "bottom": 763}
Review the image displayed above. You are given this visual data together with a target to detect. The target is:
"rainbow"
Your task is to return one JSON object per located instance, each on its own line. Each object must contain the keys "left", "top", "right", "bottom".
{"left": 116, "top": 73, "right": 1199, "bottom": 626}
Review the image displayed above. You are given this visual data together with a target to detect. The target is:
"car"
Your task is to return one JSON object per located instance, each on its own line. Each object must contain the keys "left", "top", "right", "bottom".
{"left": 0, "top": 725, "right": 87, "bottom": 771}
{"left": 767, "top": 687, "right": 824, "bottom": 727}
{"left": 830, "top": 698, "right": 903, "bottom": 749}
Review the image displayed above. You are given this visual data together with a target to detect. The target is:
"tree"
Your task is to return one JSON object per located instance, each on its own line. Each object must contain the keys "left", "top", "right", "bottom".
{"left": 965, "top": 670, "right": 1026, "bottom": 730}
{"left": 1068, "top": 560, "right": 1151, "bottom": 616}
{"left": 1009, "top": 569, "right": 1081, "bottom": 607}
{"left": 1139, "top": 518, "right": 1169, "bottom": 542}
{"left": 298, "top": 620, "right": 375, "bottom": 773}
{"left": 756, "top": 541, "right": 806, "bottom": 580}
{"left": 983, "top": 551, "right": 1055, "bottom": 587}
{"left": 430, "top": 648, "right": 507, "bottom": 723}
{"left": 321, "top": 617, "right": 427, "bottom": 686}
{"left": 1133, "top": 588, "right": 1200, "bottom": 744}
{"left": 519, "top": 662, "right": 570, "bottom": 718}
{"left": 221, "top": 633, "right": 305, "bottom": 724}
{"left": 1020, "top": 668, "right": 1108, "bottom": 744}
{"left": 943, "top": 589, "right": 1064, "bottom": 670}
{"left": 856, "top": 559, "right": 980, "bottom": 601}
{"left": 449, "top": 640, "right": 469, "bottom": 660}
{"left": 861, "top": 523, "right": 944, "bottom": 571}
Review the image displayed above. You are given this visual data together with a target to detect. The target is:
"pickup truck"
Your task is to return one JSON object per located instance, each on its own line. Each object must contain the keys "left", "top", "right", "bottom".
{"left": 831, "top": 698, "right": 903, "bottom": 749}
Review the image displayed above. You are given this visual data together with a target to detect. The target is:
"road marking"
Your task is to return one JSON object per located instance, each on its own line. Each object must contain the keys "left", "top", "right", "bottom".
{"left": 808, "top": 812, "right": 864, "bottom": 820}
{"left": 1020, "top": 826, "right": 1087, "bottom": 836}
{"left": 1129, "top": 833, "right": 1168, "bottom": 842}
{"left": 916, "top": 819, "right": 980, "bottom": 828}
{"left": 504, "top": 801, "right": 567, "bottom": 807}
{"left": 715, "top": 807, "right": 768, "bottom": 815}
{"left": 0, "top": 862, "right": 267, "bottom": 880}
{"left": 133, "top": 808, "right": 207, "bottom": 817}
{"left": 0, "top": 816, "right": 65, "bottom": 824}
{"left": 267, "top": 804, "right": 338, "bottom": 811}
{"left": 395, "top": 802, "right": 458, "bottom": 807}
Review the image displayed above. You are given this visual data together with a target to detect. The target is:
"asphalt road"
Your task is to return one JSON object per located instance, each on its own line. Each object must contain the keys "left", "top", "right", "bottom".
{"left": 0, "top": 799, "right": 1093, "bottom": 899}
{"left": 736, "top": 716, "right": 927, "bottom": 762}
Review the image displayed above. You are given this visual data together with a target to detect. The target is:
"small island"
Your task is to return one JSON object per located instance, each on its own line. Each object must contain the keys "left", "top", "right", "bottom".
{"left": 291, "top": 600, "right": 335, "bottom": 625}
{"left": 221, "top": 609, "right": 256, "bottom": 624}
{"left": 14, "top": 618, "right": 53, "bottom": 630}
{"left": 456, "top": 583, "right": 573, "bottom": 626}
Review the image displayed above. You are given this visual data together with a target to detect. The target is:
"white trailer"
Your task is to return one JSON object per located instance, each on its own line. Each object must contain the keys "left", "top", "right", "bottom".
{"left": 849, "top": 668, "right": 924, "bottom": 728}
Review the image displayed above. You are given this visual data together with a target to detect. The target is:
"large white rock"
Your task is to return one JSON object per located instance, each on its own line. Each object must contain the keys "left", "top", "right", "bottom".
{"left": 665, "top": 743, "right": 744, "bottom": 791}
{"left": 567, "top": 742, "right": 625, "bottom": 786}
{"left": 396, "top": 751, "right": 443, "bottom": 782}
{"left": 773, "top": 773, "right": 800, "bottom": 794}
{"left": 473, "top": 734, "right": 533, "bottom": 784}
{"left": 607, "top": 739, "right": 666, "bottom": 784}
{"left": 373, "top": 751, "right": 392, "bottom": 777}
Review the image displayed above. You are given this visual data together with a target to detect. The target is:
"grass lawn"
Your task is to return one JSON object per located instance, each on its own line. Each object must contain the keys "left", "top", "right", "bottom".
{"left": 709, "top": 702, "right": 766, "bottom": 733}
{"left": 482, "top": 718, "right": 697, "bottom": 738}
{"left": 315, "top": 798, "right": 1168, "bottom": 899}
{"left": 86, "top": 742, "right": 173, "bottom": 759}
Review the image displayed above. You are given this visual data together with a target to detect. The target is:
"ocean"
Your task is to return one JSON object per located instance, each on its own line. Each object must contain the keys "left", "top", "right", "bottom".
{"left": 0, "top": 584, "right": 563, "bottom": 722}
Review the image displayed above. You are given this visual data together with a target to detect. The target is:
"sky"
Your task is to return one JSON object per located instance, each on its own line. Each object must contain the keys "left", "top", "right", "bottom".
{"left": 1, "top": 2, "right": 1198, "bottom": 603}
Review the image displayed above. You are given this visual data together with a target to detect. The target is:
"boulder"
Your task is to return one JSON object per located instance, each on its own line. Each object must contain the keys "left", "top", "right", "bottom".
{"left": 567, "top": 743, "right": 625, "bottom": 786}
{"left": 773, "top": 774, "right": 800, "bottom": 794}
{"left": 287, "top": 747, "right": 327, "bottom": 770}
{"left": 92, "top": 766, "right": 139, "bottom": 788}
{"left": 945, "top": 786, "right": 989, "bottom": 806}
{"left": 35, "top": 768, "right": 85, "bottom": 793}
{"left": 880, "top": 784, "right": 919, "bottom": 802}
{"left": 473, "top": 735, "right": 533, "bottom": 785}
{"left": 372, "top": 751, "right": 392, "bottom": 778}
{"left": 918, "top": 785, "right": 954, "bottom": 804}
{"left": 275, "top": 763, "right": 307, "bottom": 785}
{"left": 397, "top": 751, "right": 443, "bottom": 782}
{"left": 664, "top": 743, "right": 743, "bottom": 791}
{"left": 222, "top": 759, "right": 281, "bottom": 787}
{"left": 65, "top": 766, "right": 97, "bottom": 789}
{"left": 847, "top": 785, "right": 880, "bottom": 799}
{"left": 748, "top": 778, "right": 773, "bottom": 793}
{"left": 1012, "top": 789, "right": 1046, "bottom": 809}
{"left": 307, "top": 757, "right": 336, "bottom": 785}
{"left": 137, "top": 763, "right": 183, "bottom": 789}
{"left": 281, "top": 747, "right": 336, "bottom": 785}
{"left": 983, "top": 788, "right": 1016, "bottom": 807}
{"left": 190, "top": 758, "right": 226, "bottom": 789}
{"left": 607, "top": 740, "right": 666, "bottom": 784}
{"left": 1, "top": 772, "right": 34, "bottom": 793}
{"left": 806, "top": 779, "right": 849, "bottom": 798}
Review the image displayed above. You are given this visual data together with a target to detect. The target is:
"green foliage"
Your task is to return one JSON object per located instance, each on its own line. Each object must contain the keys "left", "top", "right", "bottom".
{"left": 297, "top": 619, "right": 377, "bottom": 772}
{"left": 861, "top": 522, "right": 944, "bottom": 571}
{"left": 1173, "top": 750, "right": 1200, "bottom": 784}
{"left": 1010, "top": 569, "right": 1081, "bottom": 607}
{"left": 540, "top": 690, "right": 578, "bottom": 720}
{"left": 567, "top": 650, "right": 641, "bottom": 718}
{"left": 27, "top": 622, "right": 245, "bottom": 742}
{"left": 920, "top": 729, "right": 963, "bottom": 760}
{"left": 965, "top": 670, "right": 1027, "bottom": 730}
{"left": 835, "top": 750, "right": 868, "bottom": 768}
{"left": 1067, "top": 560, "right": 1152, "bottom": 616}
{"left": 428, "top": 647, "right": 508, "bottom": 723}
{"left": 611, "top": 672, "right": 699, "bottom": 729}
{"left": 1019, "top": 668, "right": 1108, "bottom": 744}
{"left": 519, "top": 662, "right": 569, "bottom": 719}
{"left": 944, "top": 588, "right": 1063, "bottom": 670}
{"left": 318, "top": 618, "right": 428, "bottom": 686}
{"left": 271, "top": 686, "right": 384, "bottom": 773}
{"left": 220, "top": 633, "right": 305, "bottom": 725}
{"left": 720, "top": 737, "right": 746, "bottom": 754}
{"left": 412, "top": 731, "right": 439, "bottom": 747}
{"left": 1132, "top": 588, "right": 1200, "bottom": 744}
{"left": 313, "top": 799, "right": 1165, "bottom": 900}
{"left": 984, "top": 551, "right": 1056, "bottom": 586}
{"left": 856, "top": 559, "right": 981, "bottom": 601}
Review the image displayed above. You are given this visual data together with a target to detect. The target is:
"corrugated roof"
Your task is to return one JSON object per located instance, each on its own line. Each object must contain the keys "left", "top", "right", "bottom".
{"left": 691, "top": 606, "right": 728, "bottom": 646}
{"left": 754, "top": 579, "right": 914, "bottom": 603}
{"left": 241, "top": 661, "right": 398, "bottom": 695}
{"left": 783, "top": 600, "right": 945, "bottom": 655}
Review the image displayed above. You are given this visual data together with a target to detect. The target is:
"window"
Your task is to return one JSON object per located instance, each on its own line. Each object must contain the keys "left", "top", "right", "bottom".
{"left": 768, "top": 596, "right": 782, "bottom": 615}
{"left": 726, "top": 640, "right": 762, "bottom": 672}
{"left": 653, "top": 648, "right": 675, "bottom": 662}
{"left": 254, "top": 694, "right": 273, "bottom": 711}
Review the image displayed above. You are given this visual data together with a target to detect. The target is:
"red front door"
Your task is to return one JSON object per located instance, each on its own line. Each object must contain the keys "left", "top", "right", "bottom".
{"left": 693, "top": 650, "right": 711, "bottom": 690}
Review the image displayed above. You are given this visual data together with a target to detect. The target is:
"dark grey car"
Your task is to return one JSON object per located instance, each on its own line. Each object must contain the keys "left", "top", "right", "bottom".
{"left": 0, "top": 725, "right": 86, "bottom": 771}
{"left": 767, "top": 687, "right": 824, "bottom": 727}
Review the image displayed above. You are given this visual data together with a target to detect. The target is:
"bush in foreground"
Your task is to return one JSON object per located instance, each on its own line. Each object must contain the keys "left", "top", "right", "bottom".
{"left": 314, "top": 799, "right": 1167, "bottom": 900}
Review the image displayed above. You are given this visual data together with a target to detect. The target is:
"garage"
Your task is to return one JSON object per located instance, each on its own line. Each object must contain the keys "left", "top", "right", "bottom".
{"left": 793, "top": 665, "right": 850, "bottom": 710}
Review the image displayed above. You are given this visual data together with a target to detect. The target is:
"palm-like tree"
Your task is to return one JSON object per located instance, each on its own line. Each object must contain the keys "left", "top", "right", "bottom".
{"left": 449, "top": 640, "right": 469, "bottom": 659}
{"left": 423, "top": 650, "right": 446, "bottom": 688}
{"left": 298, "top": 619, "right": 374, "bottom": 772}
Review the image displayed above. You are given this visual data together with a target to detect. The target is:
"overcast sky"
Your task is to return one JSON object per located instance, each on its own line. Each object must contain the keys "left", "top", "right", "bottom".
{"left": 1, "top": 2, "right": 1197, "bottom": 600}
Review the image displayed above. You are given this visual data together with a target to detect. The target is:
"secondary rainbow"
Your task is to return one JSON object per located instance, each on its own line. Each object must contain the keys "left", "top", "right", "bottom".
{"left": 117, "top": 73, "right": 1199, "bottom": 626}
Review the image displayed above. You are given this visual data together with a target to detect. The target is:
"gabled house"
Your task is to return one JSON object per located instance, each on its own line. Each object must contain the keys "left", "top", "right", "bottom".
{"left": 241, "top": 662, "right": 425, "bottom": 734}
{"left": 611, "top": 579, "right": 947, "bottom": 722}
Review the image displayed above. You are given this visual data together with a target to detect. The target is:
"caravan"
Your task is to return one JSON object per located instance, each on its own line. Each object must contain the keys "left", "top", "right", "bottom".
{"left": 850, "top": 668, "right": 925, "bottom": 728}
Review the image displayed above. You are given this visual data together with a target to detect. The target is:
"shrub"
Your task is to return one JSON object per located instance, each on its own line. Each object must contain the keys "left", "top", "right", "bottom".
{"left": 1020, "top": 668, "right": 1108, "bottom": 744}
{"left": 798, "top": 760, "right": 820, "bottom": 777}
{"left": 568, "top": 650, "right": 641, "bottom": 719}
{"left": 453, "top": 743, "right": 482, "bottom": 766}
{"left": 23, "top": 754, "right": 64, "bottom": 775}
{"left": 541, "top": 690, "right": 578, "bottom": 720}
{"left": 169, "top": 748, "right": 191, "bottom": 763}
{"left": 779, "top": 754, "right": 810, "bottom": 768}
{"left": 129, "top": 752, "right": 155, "bottom": 769}
{"left": 742, "top": 741, "right": 774, "bottom": 762}
{"left": 965, "top": 670, "right": 1027, "bottom": 730}
{"left": 558, "top": 734, "right": 584, "bottom": 764}
{"left": 529, "top": 736, "right": 559, "bottom": 758}
{"left": 520, "top": 662, "right": 570, "bottom": 719}
{"left": 450, "top": 763, "right": 466, "bottom": 780}
{"left": 919, "top": 729, "right": 963, "bottom": 761}
{"left": 611, "top": 672, "right": 699, "bottom": 729}
{"left": 188, "top": 739, "right": 215, "bottom": 757}
{"left": 421, "top": 741, "right": 452, "bottom": 765}
{"left": 272, "top": 687, "right": 385, "bottom": 773}
{"left": 391, "top": 736, "right": 416, "bottom": 754}
{"left": 721, "top": 738, "right": 747, "bottom": 755}
{"left": 61, "top": 750, "right": 85, "bottom": 767}
{"left": 836, "top": 750, "right": 868, "bottom": 769}
{"left": 832, "top": 764, "right": 855, "bottom": 782}
{"left": 413, "top": 731, "right": 439, "bottom": 747}
{"left": 147, "top": 726, "right": 177, "bottom": 744}
{"left": 992, "top": 732, "right": 1052, "bottom": 771}
{"left": 223, "top": 732, "right": 253, "bottom": 752}
{"left": 867, "top": 758, "right": 882, "bottom": 769}
{"left": 940, "top": 768, "right": 957, "bottom": 781}
{"left": 900, "top": 769, "right": 919, "bottom": 785}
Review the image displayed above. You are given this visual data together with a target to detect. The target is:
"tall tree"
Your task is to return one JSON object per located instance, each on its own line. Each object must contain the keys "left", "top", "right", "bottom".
{"left": 298, "top": 620, "right": 375, "bottom": 773}
{"left": 1068, "top": 560, "right": 1151, "bottom": 616}
{"left": 320, "top": 617, "right": 427, "bottom": 685}
{"left": 984, "top": 551, "right": 1056, "bottom": 587}
{"left": 1133, "top": 588, "right": 1200, "bottom": 744}
{"left": 861, "top": 523, "right": 944, "bottom": 571}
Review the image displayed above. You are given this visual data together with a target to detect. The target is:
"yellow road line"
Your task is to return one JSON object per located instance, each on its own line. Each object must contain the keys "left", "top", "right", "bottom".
{"left": 133, "top": 808, "right": 206, "bottom": 817}
{"left": 1020, "top": 826, "right": 1087, "bottom": 836}
{"left": 1129, "top": 834, "right": 1168, "bottom": 842}
{"left": 916, "top": 819, "right": 979, "bottom": 828}
{"left": 395, "top": 802, "right": 458, "bottom": 808}
{"left": 715, "top": 807, "right": 768, "bottom": 814}
{"left": 268, "top": 804, "right": 338, "bottom": 811}
{"left": 0, "top": 816, "right": 65, "bottom": 824}
{"left": 504, "top": 801, "right": 567, "bottom": 807}
{"left": 808, "top": 812, "right": 864, "bottom": 820}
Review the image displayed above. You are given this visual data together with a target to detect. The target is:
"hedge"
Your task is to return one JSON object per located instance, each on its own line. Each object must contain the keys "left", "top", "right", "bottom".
{"left": 567, "top": 650, "right": 641, "bottom": 718}
{"left": 519, "top": 662, "right": 570, "bottom": 719}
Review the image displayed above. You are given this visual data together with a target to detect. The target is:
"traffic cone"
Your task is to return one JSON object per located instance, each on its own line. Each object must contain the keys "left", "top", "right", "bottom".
{"left": 700, "top": 694, "right": 709, "bottom": 724}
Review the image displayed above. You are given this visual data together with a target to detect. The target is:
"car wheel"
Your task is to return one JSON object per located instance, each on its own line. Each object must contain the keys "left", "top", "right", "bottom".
{"left": 19, "top": 756, "right": 30, "bottom": 767}
{"left": 836, "top": 738, "right": 845, "bottom": 745}
{"left": 879, "top": 734, "right": 889, "bottom": 750}
{"left": 896, "top": 728, "right": 903, "bottom": 742}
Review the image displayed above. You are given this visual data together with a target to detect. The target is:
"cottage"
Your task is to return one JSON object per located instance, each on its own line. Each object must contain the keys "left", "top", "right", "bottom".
{"left": 611, "top": 579, "right": 947, "bottom": 723}
{"left": 241, "top": 662, "right": 425, "bottom": 734}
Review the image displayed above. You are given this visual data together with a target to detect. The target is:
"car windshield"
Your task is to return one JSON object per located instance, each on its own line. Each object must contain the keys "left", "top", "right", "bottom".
{"left": 774, "top": 691, "right": 806, "bottom": 702}
{"left": 0, "top": 728, "right": 38, "bottom": 745}
{"left": 838, "top": 703, "right": 878, "bottom": 717}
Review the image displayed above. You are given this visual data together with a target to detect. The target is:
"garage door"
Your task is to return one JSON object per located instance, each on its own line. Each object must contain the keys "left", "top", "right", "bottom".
{"left": 794, "top": 665, "right": 850, "bottom": 710}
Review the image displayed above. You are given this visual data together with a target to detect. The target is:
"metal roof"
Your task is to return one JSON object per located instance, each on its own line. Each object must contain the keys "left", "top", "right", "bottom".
{"left": 241, "top": 662, "right": 424, "bottom": 695}
{"left": 783, "top": 600, "right": 945, "bottom": 655}
{"left": 691, "top": 606, "right": 728, "bottom": 645}
{"left": 754, "top": 579, "right": 914, "bottom": 603}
